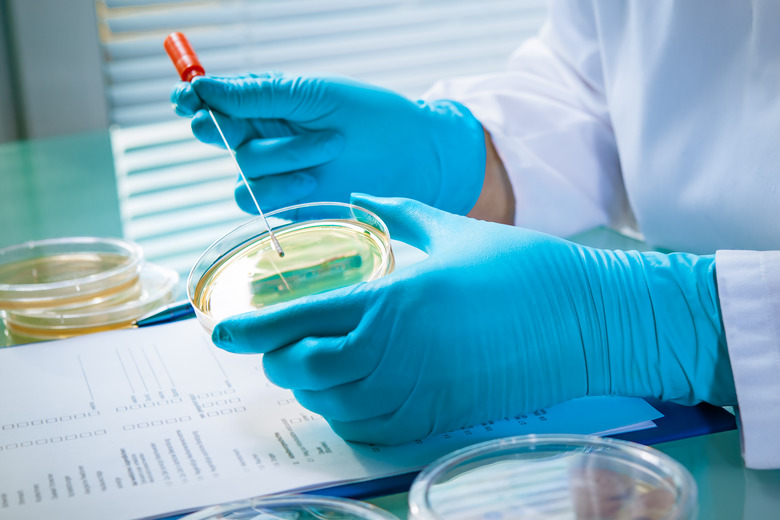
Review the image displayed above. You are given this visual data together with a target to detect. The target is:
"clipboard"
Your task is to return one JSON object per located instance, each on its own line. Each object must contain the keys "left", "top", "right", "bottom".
{"left": 304, "top": 399, "right": 737, "bottom": 501}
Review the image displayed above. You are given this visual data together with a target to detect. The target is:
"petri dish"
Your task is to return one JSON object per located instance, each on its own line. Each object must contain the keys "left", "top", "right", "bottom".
{"left": 4, "top": 262, "right": 178, "bottom": 340}
{"left": 0, "top": 237, "right": 143, "bottom": 310}
{"left": 188, "top": 202, "right": 394, "bottom": 332}
{"left": 181, "top": 494, "right": 400, "bottom": 520}
{"left": 408, "top": 434, "right": 697, "bottom": 520}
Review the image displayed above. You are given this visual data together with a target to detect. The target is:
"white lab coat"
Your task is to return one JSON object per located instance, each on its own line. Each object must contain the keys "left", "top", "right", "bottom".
{"left": 425, "top": 0, "right": 780, "bottom": 469}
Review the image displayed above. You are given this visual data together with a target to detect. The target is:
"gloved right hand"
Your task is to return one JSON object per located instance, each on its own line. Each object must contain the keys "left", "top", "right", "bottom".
{"left": 211, "top": 195, "right": 737, "bottom": 445}
{"left": 170, "top": 73, "right": 486, "bottom": 215}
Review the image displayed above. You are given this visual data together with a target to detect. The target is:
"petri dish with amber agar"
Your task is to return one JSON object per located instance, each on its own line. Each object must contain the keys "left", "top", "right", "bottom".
{"left": 4, "top": 262, "right": 178, "bottom": 340}
{"left": 0, "top": 237, "right": 143, "bottom": 310}
{"left": 188, "top": 202, "right": 394, "bottom": 332}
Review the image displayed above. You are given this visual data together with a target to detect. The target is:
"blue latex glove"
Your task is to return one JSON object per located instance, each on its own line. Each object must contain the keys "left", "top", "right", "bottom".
{"left": 212, "top": 195, "right": 737, "bottom": 445}
{"left": 170, "top": 74, "right": 486, "bottom": 215}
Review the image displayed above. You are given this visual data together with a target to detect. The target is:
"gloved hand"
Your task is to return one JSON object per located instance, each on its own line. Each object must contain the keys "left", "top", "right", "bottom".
{"left": 170, "top": 74, "right": 486, "bottom": 215}
{"left": 211, "top": 195, "right": 737, "bottom": 445}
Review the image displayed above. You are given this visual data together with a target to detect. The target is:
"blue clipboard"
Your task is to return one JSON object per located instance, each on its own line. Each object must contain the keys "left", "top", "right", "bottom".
{"left": 304, "top": 399, "right": 737, "bottom": 501}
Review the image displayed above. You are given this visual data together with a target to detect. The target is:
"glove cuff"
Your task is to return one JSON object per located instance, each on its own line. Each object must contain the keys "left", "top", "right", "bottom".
{"left": 423, "top": 99, "right": 487, "bottom": 215}
{"left": 593, "top": 251, "right": 735, "bottom": 405}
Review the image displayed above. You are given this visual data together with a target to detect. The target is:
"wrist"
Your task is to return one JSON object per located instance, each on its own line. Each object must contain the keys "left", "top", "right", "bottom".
{"left": 467, "top": 129, "right": 515, "bottom": 225}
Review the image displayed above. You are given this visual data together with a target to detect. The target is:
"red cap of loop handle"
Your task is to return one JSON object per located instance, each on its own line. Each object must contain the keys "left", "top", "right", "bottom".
{"left": 164, "top": 32, "right": 205, "bottom": 82}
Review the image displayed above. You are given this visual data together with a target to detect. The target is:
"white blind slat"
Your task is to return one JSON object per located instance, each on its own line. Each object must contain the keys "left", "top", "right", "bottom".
{"left": 125, "top": 158, "right": 234, "bottom": 194}
{"left": 106, "top": 14, "right": 539, "bottom": 83}
{"left": 104, "top": 0, "right": 402, "bottom": 32}
{"left": 126, "top": 201, "right": 245, "bottom": 240}
{"left": 107, "top": 32, "right": 528, "bottom": 109}
{"left": 123, "top": 178, "right": 235, "bottom": 218}
{"left": 104, "top": 2, "right": 538, "bottom": 39}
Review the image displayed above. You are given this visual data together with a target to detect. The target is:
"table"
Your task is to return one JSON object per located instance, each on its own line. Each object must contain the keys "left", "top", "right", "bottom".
{"left": 0, "top": 131, "right": 122, "bottom": 249}
{"left": 2, "top": 132, "right": 779, "bottom": 519}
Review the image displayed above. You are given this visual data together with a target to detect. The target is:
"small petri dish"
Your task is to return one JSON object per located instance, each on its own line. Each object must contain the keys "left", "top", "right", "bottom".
{"left": 181, "top": 494, "right": 400, "bottom": 520}
{"left": 0, "top": 237, "right": 143, "bottom": 310}
{"left": 188, "top": 202, "right": 394, "bottom": 332}
{"left": 408, "top": 434, "right": 697, "bottom": 520}
{"left": 4, "top": 263, "right": 178, "bottom": 340}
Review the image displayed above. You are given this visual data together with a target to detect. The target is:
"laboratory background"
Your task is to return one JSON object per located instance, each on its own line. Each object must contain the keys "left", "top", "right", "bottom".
{"left": 3, "top": 2, "right": 780, "bottom": 520}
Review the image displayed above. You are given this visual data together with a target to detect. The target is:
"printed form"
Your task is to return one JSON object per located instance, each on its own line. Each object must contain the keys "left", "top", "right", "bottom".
{"left": 0, "top": 319, "right": 661, "bottom": 520}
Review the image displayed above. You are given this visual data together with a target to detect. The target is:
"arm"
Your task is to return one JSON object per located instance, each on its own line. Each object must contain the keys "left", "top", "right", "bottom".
{"left": 426, "top": 0, "right": 634, "bottom": 238}
{"left": 463, "top": 1, "right": 779, "bottom": 471}
{"left": 467, "top": 130, "right": 515, "bottom": 225}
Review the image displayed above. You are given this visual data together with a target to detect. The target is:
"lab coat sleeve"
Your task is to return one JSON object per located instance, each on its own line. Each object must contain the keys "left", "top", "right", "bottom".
{"left": 422, "top": 0, "right": 634, "bottom": 238}
{"left": 716, "top": 250, "right": 780, "bottom": 470}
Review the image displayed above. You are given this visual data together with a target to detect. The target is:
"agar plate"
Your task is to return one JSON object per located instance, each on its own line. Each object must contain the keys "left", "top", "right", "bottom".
{"left": 181, "top": 494, "right": 399, "bottom": 520}
{"left": 188, "top": 202, "right": 394, "bottom": 332}
{"left": 0, "top": 237, "right": 143, "bottom": 310}
{"left": 4, "top": 263, "right": 178, "bottom": 340}
{"left": 408, "top": 434, "right": 697, "bottom": 520}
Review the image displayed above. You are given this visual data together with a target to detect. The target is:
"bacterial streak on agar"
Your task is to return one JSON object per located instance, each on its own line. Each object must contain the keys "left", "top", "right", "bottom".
{"left": 194, "top": 222, "right": 385, "bottom": 321}
{"left": 187, "top": 203, "right": 395, "bottom": 333}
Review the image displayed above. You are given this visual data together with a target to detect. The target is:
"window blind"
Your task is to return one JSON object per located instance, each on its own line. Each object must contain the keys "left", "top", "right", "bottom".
{"left": 97, "top": 0, "right": 547, "bottom": 277}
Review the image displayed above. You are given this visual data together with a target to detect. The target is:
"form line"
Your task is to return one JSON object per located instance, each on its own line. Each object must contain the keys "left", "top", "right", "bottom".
{"left": 143, "top": 348, "right": 163, "bottom": 390}
{"left": 153, "top": 344, "right": 177, "bottom": 390}
{"left": 77, "top": 355, "right": 95, "bottom": 402}
{"left": 116, "top": 350, "right": 136, "bottom": 395}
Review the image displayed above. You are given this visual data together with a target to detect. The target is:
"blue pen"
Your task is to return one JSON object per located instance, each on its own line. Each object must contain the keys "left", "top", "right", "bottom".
{"left": 135, "top": 300, "right": 195, "bottom": 327}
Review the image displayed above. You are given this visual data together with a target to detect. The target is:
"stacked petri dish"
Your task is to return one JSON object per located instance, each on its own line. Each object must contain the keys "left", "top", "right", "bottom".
{"left": 188, "top": 202, "right": 394, "bottom": 333}
{"left": 408, "top": 434, "right": 698, "bottom": 520}
{"left": 181, "top": 494, "right": 400, "bottom": 520}
{"left": 0, "top": 237, "right": 178, "bottom": 343}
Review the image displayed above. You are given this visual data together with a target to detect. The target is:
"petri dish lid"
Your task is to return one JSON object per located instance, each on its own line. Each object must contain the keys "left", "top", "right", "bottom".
{"left": 187, "top": 202, "right": 394, "bottom": 333}
{"left": 0, "top": 236, "right": 143, "bottom": 309}
{"left": 4, "top": 262, "right": 178, "bottom": 340}
{"left": 408, "top": 434, "right": 698, "bottom": 520}
{"left": 181, "top": 494, "right": 400, "bottom": 520}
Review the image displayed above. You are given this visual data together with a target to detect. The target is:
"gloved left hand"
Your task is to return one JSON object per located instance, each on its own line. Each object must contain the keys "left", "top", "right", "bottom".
{"left": 212, "top": 195, "right": 736, "bottom": 445}
{"left": 170, "top": 73, "right": 486, "bottom": 215}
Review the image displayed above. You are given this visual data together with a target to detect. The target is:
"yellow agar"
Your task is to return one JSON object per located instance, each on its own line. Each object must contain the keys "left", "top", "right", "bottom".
{"left": 0, "top": 252, "right": 129, "bottom": 285}
{"left": 193, "top": 220, "right": 391, "bottom": 324}
{"left": 0, "top": 252, "right": 138, "bottom": 309}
